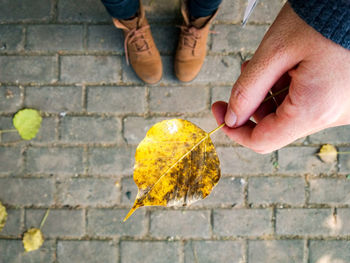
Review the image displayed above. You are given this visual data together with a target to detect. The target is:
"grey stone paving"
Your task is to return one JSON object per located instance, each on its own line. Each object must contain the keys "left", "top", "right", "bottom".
{"left": 0, "top": 0, "right": 349, "bottom": 262}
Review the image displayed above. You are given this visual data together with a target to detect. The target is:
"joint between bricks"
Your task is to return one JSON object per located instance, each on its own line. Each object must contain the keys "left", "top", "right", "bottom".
{"left": 51, "top": 0, "right": 58, "bottom": 22}
{"left": 303, "top": 239, "right": 309, "bottom": 263}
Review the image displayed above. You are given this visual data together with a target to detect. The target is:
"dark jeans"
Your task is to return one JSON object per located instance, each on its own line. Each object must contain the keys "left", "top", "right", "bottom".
{"left": 101, "top": 0, "right": 222, "bottom": 20}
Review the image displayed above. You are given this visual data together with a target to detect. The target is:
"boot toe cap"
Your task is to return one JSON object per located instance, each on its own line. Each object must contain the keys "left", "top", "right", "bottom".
{"left": 133, "top": 60, "right": 163, "bottom": 84}
{"left": 174, "top": 59, "right": 203, "bottom": 82}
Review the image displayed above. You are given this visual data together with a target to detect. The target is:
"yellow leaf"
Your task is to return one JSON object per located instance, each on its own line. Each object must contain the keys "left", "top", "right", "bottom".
{"left": 317, "top": 144, "right": 338, "bottom": 163}
{"left": 124, "top": 119, "right": 221, "bottom": 221}
{"left": 23, "top": 228, "right": 44, "bottom": 252}
{"left": 0, "top": 201, "right": 7, "bottom": 232}
{"left": 13, "top": 109, "right": 42, "bottom": 140}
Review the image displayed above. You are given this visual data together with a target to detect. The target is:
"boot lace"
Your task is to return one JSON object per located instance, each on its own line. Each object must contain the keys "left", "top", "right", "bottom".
{"left": 124, "top": 25, "right": 151, "bottom": 65}
{"left": 178, "top": 25, "right": 201, "bottom": 50}
{"left": 177, "top": 25, "right": 218, "bottom": 54}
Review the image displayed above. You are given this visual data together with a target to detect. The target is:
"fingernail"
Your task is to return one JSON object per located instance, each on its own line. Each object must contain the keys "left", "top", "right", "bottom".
{"left": 225, "top": 108, "right": 237, "bottom": 127}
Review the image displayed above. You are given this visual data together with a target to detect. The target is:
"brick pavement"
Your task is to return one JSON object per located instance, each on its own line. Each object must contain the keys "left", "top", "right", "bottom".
{"left": 0, "top": 0, "right": 350, "bottom": 262}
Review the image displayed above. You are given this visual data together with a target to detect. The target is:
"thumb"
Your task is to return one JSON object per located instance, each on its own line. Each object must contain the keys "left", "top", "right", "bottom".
{"left": 225, "top": 48, "right": 300, "bottom": 127}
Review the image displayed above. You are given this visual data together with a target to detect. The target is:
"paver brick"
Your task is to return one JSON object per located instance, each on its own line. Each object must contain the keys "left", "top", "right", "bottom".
{"left": 212, "top": 25, "right": 268, "bottom": 53}
{"left": 195, "top": 55, "right": 241, "bottom": 83}
{"left": 88, "top": 146, "right": 134, "bottom": 175}
{"left": 56, "top": 178, "right": 120, "bottom": 206}
{"left": 60, "top": 116, "right": 118, "bottom": 143}
{"left": 248, "top": 240, "right": 304, "bottom": 263}
{"left": 213, "top": 209, "right": 273, "bottom": 236}
{"left": 150, "top": 210, "right": 210, "bottom": 238}
{"left": 142, "top": 0, "right": 181, "bottom": 22}
{"left": 0, "top": 116, "right": 21, "bottom": 142}
{"left": 0, "top": 240, "right": 23, "bottom": 263}
{"left": 339, "top": 147, "right": 350, "bottom": 173}
{"left": 309, "top": 240, "right": 350, "bottom": 263}
{"left": 123, "top": 117, "right": 167, "bottom": 145}
{"left": 0, "top": 0, "right": 52, "bottom": 22}
{"left": 0, "top": 146, "right": 22, "bottom": 174}
{"left": 25, "top": 86, "right": 82, "bottom": 113}
{"left": 26, "top": 147, "right": 84, "bottom": 175}
{"left": 26, "top": 25, "right": 84, "bottom": 51}
{"left": 149, "top": 86, "right": 208, "bottom": 113}
{"left": 309, "top": 178, "right": 350, "bottom": 205}
{"left": 0, "top": 239, "right": 55, "bottom": 263}
{"left": 0, "top": 178, "right": 54, "bottom": 206}
{"left": 276, "top": 209, "right": 333, "bottom": 236}
{"left": 58, "top": 0, "right": 109, "bottom": 22}
{"left": 278, "top": 147, "right": 337, "bottom": 175}
{"left": 25, "top": 209, "right": 85, "bottom": 238}
{"left": 57, "top": 241, "right": 117, "bottom": 263}
{"left": 0, "top": 86, "right": 22, "bottom": 113}
{"left": 193, "top": 176, "right": 244, "bottom": 207}
{"left": 32, "top": 117, "right": 56, "bottom": 142}
{"left": 0, "top": 25, "right": 23, "bottom": 51}
{"left": 151, "top": 25, "right": 179, "bottom": 53}
{"left": 87, "top": 208, "right": 146, "bottom": 237}
{"left": 309, "top": 125, "right": 350, "bottom": 144}
{"left": 87, "top": 25, "right": 124, "bottom": 52}
{"left": 0, "top": 56, "right": 57, "bottom": 83}
{"left": 337, "top": 209, "right": 350, "bottom": 235}
{"left": 0, "top": 208, "right": 22, "bottom": 237}
{"left": 121, "top": 177, "right": 138, "bottom": 206}
{"left": 211, "top": 86, "right": 232, "bottom": 104}
{"left": 216, "top": 0, "right": 243, "bottom": 23}
{"left": 120, "top": 241, "right": 180, "bottom": 263}
{"left": 248, "top": 0, "right": 286, "bottom": 24}
{"left": 60, "top": 55, "right": 121, "bottom": 83}
{"left": 87, "top": 86, "right": 145, "bottom": 113}
{"left": 248, "top": 176, "right": 305, "bottom": 206}
{"left": 217, "top": 146, "right": 273, "bottom": 175}
{"left": 184, "top": 240, "right": 244, "bottom": 263}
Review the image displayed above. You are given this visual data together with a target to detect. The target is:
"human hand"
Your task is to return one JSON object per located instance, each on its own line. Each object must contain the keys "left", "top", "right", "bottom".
{"left": 212, "top": 2, "right": 350, "bottom": 154}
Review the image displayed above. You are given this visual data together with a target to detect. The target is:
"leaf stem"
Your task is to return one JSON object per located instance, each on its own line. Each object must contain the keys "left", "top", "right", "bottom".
{"left": 263, "top": 86, "right": 289, "bottom": 103}
{"left": 39, "top": 208, "right": 50, "bottom": 229}
{"left": 208, "top": 123, "right": 225, "bottom": 136}
{"left": 337, "top": 152, "right": 350, "bottom": 155}
{"left": 0, "top": 129, "right": 17, "bottom": 133}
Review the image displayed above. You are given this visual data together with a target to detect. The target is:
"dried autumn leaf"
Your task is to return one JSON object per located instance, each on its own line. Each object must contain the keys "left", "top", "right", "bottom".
{"left": 124, "top": 119, "right": 221, "bottom": 221}
{"left": 13, "top": 109, "right": 42, "bottom": 140}
{"left": 317, "top": 144, "right": 338, "bottom": 163}
{"left": 0, "top": 201, "right": 7, "bottom": 232}
{"left": 23, "top": 228, "right": 44, "bottom": 252}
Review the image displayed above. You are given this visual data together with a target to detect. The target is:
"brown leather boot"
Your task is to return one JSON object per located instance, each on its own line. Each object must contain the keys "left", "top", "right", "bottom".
{"left": 113, "top": 3, "right": 162, "bottom": 84}
{"left": 174, "top": 1, "right": 218, "bottom": 82}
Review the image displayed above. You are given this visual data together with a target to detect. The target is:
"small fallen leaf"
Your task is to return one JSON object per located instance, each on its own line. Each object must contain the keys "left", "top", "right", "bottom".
{"left": 13, "top": 109, "right": 42, "bottom": 140}
{"left": 317, "top": 144, "right": 338, "bottom": 163}
{"left": 23, "top": 228, "right": 44, "bottom": 252}
{"left": 124, "top": 119, "right": 221, "bottom": 221}
{"left": 0, "top": 201, "right": 7, "bottom": 232}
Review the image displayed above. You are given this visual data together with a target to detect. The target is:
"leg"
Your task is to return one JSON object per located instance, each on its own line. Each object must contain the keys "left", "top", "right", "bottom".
{"left": 188, "top": 0, "right": 223, "bottom": 18}
{"left": 174, "top": 0, "right": 222, "bottom": 82}
{"left": 101, "top": 0, "right": 163, "bottom": 84}
{"left": 101, "top": 0, "right": 139, "bottom": 19}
